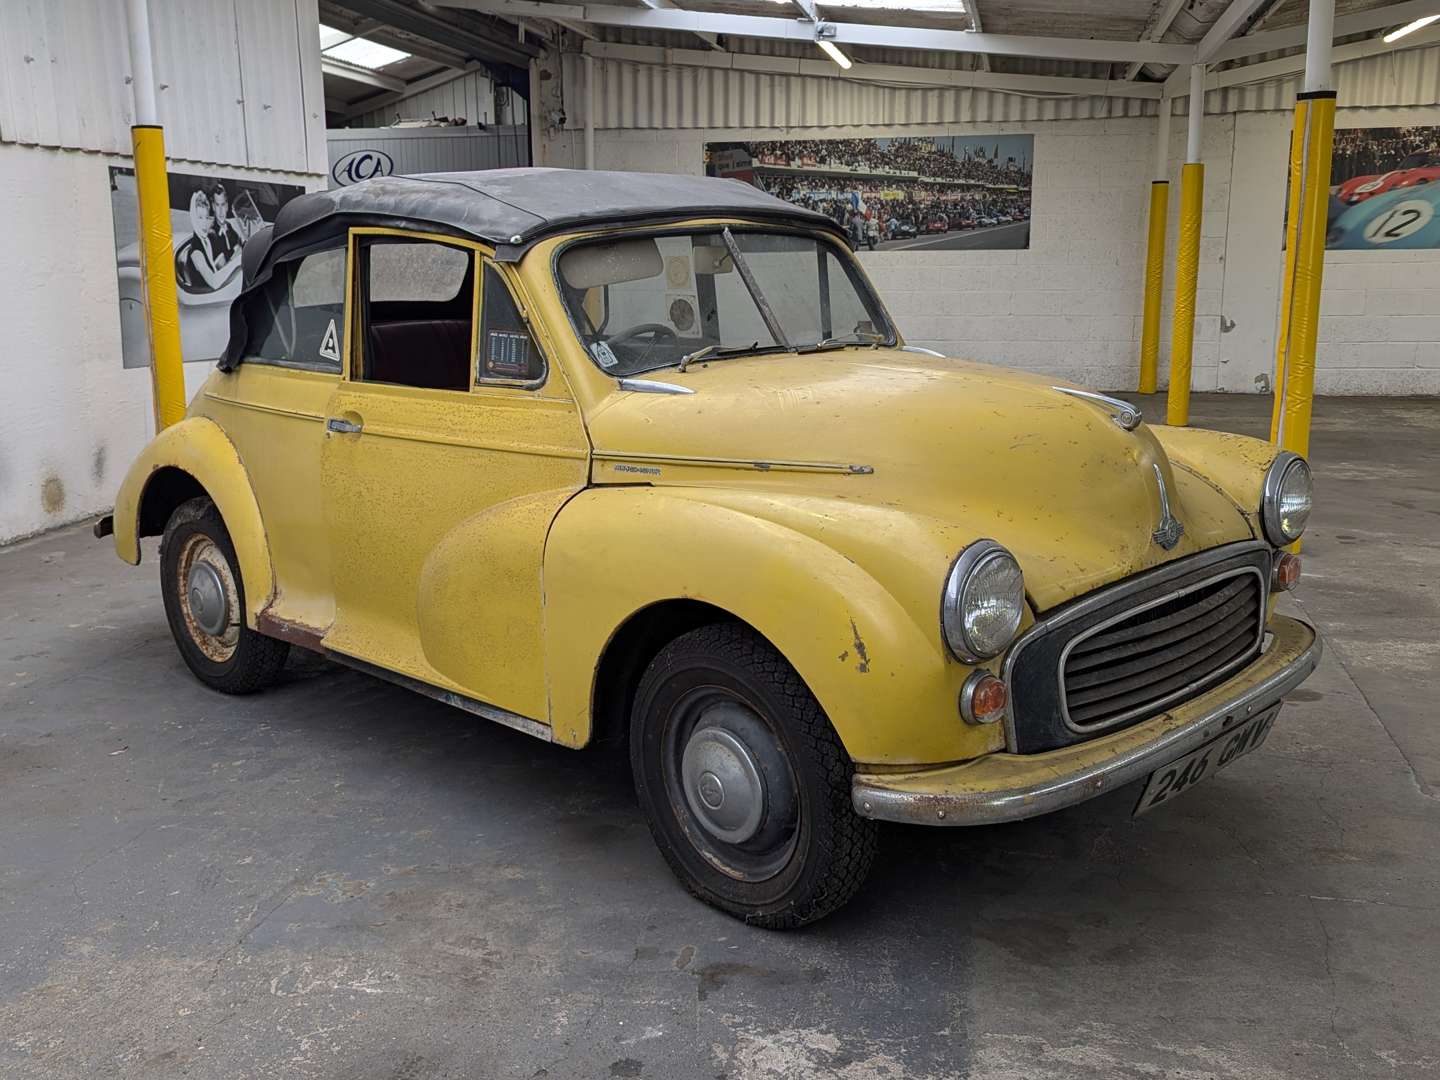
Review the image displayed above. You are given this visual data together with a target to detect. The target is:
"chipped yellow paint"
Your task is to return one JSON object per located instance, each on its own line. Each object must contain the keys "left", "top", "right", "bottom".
{"left": 113, "top": 213, "right": 1299, "bottom": 770}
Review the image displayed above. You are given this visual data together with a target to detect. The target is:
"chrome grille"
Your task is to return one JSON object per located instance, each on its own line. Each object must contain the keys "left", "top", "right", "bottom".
{"left": 1060, "top": 569, "right": 1265, "bottom": 731}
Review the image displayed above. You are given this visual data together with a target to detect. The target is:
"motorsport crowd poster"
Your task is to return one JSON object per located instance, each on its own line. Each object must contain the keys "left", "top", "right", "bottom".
{"left": 1321, "top": 124, "right": 1440, "bottom": 249}
{"left": 705, "top": 134, "right": 1034, "bottom": 252}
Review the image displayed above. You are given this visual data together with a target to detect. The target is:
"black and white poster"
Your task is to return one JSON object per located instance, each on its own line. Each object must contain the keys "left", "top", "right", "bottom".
{"left": 705, "top": 134, "right": 1033, "bottom": 252}
{"left": 109, "top": 168, "right": 306, "bottom": 368}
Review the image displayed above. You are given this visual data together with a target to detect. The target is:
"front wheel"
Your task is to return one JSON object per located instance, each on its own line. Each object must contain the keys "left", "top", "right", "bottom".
{"left": 630, "top": 623, "right": 877, "bottom": 929}
{"left": 160, "top": 497, "right": 289, "bottom": 694}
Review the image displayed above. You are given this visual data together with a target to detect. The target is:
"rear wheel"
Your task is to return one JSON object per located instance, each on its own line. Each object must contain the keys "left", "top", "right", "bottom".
{"left": 160, "top": 497, "right": 289, "bottom": 694}
{"left": 630, "top": 623, "right": 876, "bottom": 929}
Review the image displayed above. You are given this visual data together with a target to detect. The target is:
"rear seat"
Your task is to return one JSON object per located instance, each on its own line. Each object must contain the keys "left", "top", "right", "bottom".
{"left": 367, "top": 319, "right": 472, "bottom": 391}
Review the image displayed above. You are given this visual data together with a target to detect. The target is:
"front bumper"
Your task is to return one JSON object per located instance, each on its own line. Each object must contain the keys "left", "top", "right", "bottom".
{"left": 852, "top": 614, "right": 1321, "bottom": 826}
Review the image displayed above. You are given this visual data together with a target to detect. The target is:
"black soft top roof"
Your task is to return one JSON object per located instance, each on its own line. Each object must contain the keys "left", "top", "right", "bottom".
{"left": 220, "top": 168, "right": 844, "bottom": 370}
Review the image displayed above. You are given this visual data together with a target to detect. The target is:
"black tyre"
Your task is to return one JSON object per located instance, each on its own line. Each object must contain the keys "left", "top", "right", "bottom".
{"left": 159, "top": 497, "right": 289, "bottom": 694}
{"left": 630, "top": 623, "right": 877, "bottom": 929}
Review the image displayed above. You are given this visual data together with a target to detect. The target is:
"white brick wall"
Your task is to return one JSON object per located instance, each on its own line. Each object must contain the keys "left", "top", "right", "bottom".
{"left": 539, "top": 98, "right": 1440, "bottom": 397}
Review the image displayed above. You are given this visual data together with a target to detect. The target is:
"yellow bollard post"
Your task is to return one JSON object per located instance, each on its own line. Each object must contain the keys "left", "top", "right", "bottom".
{"left": 132, "top": 124, "right": 187, "bottom": 430}
{"left": 1138, "top": 180, "right": 1170, "bottom": 394}
{"left": 1270, "top": 100, "right": 1309, "bottom": 443}
{"left": 1166, "top": 161, "right": 1204, "bottom": 426}
{"left": 1277, "top": 91, "right": 1336, "bottom": 463}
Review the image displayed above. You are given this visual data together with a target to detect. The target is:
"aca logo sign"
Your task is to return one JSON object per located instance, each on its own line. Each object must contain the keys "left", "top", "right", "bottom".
{"left": 331, "top": 149, "right": 395, "bottom": 187}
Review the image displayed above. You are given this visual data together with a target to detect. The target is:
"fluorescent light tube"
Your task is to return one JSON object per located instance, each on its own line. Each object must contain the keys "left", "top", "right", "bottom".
{"left": 816, "top": 39, "right": 853, "bottom": 70}
{"left": 1383, "top": 14, "right": 1440, "bottom": 42}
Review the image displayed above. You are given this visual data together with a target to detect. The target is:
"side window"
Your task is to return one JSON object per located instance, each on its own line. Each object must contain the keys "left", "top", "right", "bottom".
{"left": 358, "top": 239, "right": 475, "bottom": 392}
{"left": 477, "top": 263, "right": 545, "bottom": 384}
{"left": 243, "top": 247, "right": 345, "bottom": 371}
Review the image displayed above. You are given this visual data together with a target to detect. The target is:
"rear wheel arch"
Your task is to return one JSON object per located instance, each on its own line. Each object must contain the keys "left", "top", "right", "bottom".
{"left": 112, "top": 417, "right": 276, "bottom": 624}
{"left": 138, "top": 466, "right": 209, "bottom": 538}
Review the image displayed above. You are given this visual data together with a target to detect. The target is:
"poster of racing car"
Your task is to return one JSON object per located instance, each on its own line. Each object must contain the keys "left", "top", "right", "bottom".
{"left": 1323, "top": 125, "right": 1440, "bottom": 250}
{"left": 704, "top": 135, "right": 1033, "bottom": 252}
{"left": 109, "top": 168, "right": 305, "bottom": 369}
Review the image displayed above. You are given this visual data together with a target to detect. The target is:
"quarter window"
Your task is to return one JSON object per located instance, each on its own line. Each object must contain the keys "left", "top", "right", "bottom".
{"left": 477, "top": 263, "right": 545, "bottom": 384}
{"left": 243, "top": 247, "right": 346, "bottom": 371}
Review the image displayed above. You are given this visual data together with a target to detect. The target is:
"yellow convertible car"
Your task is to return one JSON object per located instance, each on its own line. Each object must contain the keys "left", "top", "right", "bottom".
{"left": 101, "top": 169, "right": 1320, "bottom": 927}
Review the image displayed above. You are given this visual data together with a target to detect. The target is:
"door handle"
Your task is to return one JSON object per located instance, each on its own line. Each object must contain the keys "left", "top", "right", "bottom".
{"left": 326, "top": 417, "right": 362, "bottom": 434}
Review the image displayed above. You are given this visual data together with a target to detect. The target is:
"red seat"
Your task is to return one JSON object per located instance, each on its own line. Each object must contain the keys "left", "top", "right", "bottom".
{"left": 367, "top": 319, "right": 472, "bottom": 391}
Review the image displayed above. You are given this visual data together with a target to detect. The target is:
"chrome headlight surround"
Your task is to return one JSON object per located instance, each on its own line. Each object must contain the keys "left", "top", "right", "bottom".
{"left": 941, "top": 540, "right": 1026, "bottom": 663}
{"left": 1261, "top": 452, "right": 1313, "bottom": 546}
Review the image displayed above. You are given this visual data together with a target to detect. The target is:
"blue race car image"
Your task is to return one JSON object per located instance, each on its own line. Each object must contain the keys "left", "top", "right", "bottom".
{"left": 1327, "top": 184, "right": 1440, "bottom": 250}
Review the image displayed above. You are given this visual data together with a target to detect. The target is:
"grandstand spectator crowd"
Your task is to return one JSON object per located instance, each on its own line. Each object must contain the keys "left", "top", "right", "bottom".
{"left": 1332, "top": 126, "right": 1440, "bottom": 183}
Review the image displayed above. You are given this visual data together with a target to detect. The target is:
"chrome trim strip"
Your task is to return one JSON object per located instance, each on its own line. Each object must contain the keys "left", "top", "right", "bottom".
{"left": 328, "top": 651, "right": 553, "bottom": 743}
{"left": 617, "top": 378, "right": 696, "bottom": 395}
{"left": 1050, "top": 386, "right": 1143, "bottom": 431}
{"left": 1056, "top": 566, "right": 1267, "bottom": 736}
{"left": 853, "top": 619, "right": 1321, "bottom": 827}
{"left": 999, "top": 540, "right": 1271, "bottom": 752}
{"left": 594, "top": 450, "right": 873, "bottom": 475}
{"left": 900, "top": 345, "right": 946, "bottom": 357}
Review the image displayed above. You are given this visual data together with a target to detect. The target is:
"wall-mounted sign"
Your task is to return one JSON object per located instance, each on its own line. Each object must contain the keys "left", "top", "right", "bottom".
{"left": 332, "top": 148, "right": 396, "bottom": 187}
{"left": 704, "top": 134, "right": 1034, "bottom": 253}
{"left": 1324, "top": 125, "right": 1440, "bottom": 250}
{"left": 109, "top": 168, "right": 305, "bottom": 368}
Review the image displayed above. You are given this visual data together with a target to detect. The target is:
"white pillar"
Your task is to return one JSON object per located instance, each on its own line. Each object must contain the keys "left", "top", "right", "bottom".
{"left": 1152, "top": 95, "right": 1172, "bottom": 180}
{"left": 1303, "top": 0, "right": 1335, "bottom": 93}
{"left": 584, "top": 54, "right": 596, "bottom": 171}
{"left": 124, "top": 0, "right": 158, "bottom": 125}
{"left": 1185, "top": 64, "right": 1205, "bottom": 163}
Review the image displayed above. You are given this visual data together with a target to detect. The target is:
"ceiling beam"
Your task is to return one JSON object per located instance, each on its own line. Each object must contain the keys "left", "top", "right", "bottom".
{"left": 966, "top": 0, "right": 989, "bottom": 73}
{"left": 435, "top": 0, "right": 1198, "bottom": 64}
{"left": 341, "top": 61, "right": 487, "bottom": 120}
{"left": 1195, "top": 0, "right": 1274, "bottom": 63}
{"left": 322, "top": 57, "right": 407, "bottom": 92}
{"left": 580, "top": 38, "right": 1165, "bottom": 98}
{"left": 335, "top": 0, "right": 542, "bottom": 67}
{"left": 1210, "top": 0, "right": 1440, "bottom": 62}
{"left": 631, "top": 0, "right": 726, "bottom": 51}
{"left": 1208, "top": 20, "right": 1440, "bottom": 89}
{"left": 1124, "top": 0, "right": 1187, "bottom": 79}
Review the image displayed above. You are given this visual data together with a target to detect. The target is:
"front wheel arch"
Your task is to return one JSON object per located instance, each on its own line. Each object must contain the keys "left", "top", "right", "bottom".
{"left": 589, "top": 598, "right": 765, "bottom": 749}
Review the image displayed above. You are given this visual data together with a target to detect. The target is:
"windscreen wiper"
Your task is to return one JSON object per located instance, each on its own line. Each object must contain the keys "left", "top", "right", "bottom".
{"left": 795, "top": 332, "right": 886, "bottom": 354}
{"left": 677, "top": 341, "right": 761, "bottom": 373}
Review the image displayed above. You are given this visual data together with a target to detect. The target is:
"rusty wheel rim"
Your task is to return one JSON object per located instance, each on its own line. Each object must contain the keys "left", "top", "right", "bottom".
{"left": 175, "top": 534, "right": 240, "bottom": 663}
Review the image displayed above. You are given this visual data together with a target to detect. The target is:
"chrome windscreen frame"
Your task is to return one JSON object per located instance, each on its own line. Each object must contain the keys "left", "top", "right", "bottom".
{"left": 999, "top": 540, "right": 1273, "bottom": 753}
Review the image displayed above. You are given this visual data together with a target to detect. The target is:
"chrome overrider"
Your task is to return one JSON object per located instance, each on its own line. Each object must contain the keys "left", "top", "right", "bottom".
{"left": 851, "top": 615, "right": 1321, "bottom": 826}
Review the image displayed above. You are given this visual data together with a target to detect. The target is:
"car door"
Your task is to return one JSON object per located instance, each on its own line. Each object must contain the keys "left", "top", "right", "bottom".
{"left": 197, "top": 241, "right": 347, "bottom": 635}
{"left": 319, "top": 228, "right": 590, "bottom": 724}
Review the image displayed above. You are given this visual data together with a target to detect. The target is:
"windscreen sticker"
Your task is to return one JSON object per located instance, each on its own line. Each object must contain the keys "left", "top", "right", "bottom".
{"left": 592, "top": 340, "right": 620, "bottom": 369}
{"left": 318, "top": 319, "right": 341, "bottom": 363}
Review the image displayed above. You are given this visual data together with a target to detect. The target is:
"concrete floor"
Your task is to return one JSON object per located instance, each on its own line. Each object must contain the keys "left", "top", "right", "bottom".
{"left": 1, "top": 394, "right": 1437, "bottom": 1079}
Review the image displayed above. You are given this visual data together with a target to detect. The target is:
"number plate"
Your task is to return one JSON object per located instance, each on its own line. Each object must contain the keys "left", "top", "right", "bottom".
{"left": 1134, "top": 706, "right": 1279, "bottom": 817}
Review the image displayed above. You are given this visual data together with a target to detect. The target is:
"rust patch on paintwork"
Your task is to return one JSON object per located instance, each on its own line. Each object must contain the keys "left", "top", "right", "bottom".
{"left": 255, "top": 610, "right": 326, "bottom": 653}
{"left": 848, "top": 618, "right": 870, "bottom": 674}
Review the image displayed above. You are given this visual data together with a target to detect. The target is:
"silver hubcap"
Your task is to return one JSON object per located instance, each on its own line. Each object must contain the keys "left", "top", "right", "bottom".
{"left": 681, "top": 724, "right": 766, "bottom": 843}
{"left": 175, "top": 534, "right": 240, "bottom": 663}
{"left": 187, "top": 561, "right": 228, "bottom": 637}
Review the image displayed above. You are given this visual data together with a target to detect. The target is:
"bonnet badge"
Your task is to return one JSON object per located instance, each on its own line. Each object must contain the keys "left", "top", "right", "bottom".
{"left": 1151, "top": 463, "right": 1185, "bottom": 550}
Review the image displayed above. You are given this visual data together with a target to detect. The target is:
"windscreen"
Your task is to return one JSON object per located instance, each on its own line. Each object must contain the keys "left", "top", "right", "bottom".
{"left": 556, "top": 229, "right": 893, "bottom": 377}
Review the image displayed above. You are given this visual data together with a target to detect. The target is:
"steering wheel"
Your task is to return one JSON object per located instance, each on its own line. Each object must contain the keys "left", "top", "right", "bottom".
{"left": 608, "top": 323, "right": 679, "bottom": 350}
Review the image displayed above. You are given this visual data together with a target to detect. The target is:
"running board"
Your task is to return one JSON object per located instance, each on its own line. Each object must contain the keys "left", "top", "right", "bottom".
{"left": 326, "top": 651, "right": 554, "bottom": 744}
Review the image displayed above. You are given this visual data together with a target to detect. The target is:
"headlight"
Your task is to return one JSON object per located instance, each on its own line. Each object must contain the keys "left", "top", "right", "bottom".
{"left": 942, "top": 540, "right": 1026, "bottom": 662}
{"left": 1261, "top": 452, "right": 1313, "bottom": 545}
